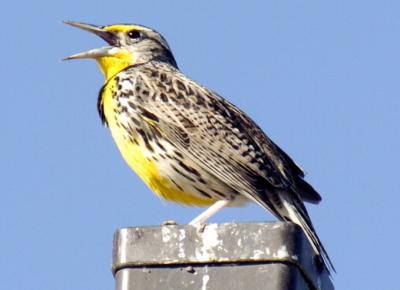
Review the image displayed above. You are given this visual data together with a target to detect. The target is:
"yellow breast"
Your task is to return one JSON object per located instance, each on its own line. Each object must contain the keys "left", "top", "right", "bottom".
{"left": 101, "top": 78, "right": 214, "bottom": 206}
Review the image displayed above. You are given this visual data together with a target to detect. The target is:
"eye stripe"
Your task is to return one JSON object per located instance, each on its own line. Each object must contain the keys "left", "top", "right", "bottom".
{"left": 104, "top": 24, "right": 142, "bottom": 33}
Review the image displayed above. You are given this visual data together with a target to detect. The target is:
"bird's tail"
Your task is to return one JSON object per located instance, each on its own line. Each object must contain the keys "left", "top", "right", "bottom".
{"left": 251, "top": 188, "right": 335, "bottom": 274}
{"left": 277, "top": 191, "right": 335, "bottom": 274}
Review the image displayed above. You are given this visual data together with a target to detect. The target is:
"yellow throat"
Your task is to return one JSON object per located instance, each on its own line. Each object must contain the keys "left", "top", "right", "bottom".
{"left": 96, "top": 49, "right": 134, "bottom": 81}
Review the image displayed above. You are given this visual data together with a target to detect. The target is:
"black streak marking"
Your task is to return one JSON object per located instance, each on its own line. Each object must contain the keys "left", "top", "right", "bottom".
{"left": 155, "top": 139, "right": 166, "bottom": 151}
{"left": 128, "top": 101, "right": 137, "bottom": 110}
{"left": 140, "top": 108, "right": 159, "bottom": 123}
{"left": 97, "top": 85, "right": 107, "bottom": 125}
{"left": 174, "top": 151, "right": 183, "bottom": 158}
{"left": 171, "top": 165, "right": 196, "bottom": 182}
{"left": 198, "top": 178, "right": 207, "bottom": 184}
{"left": 194, "top": 187, "right": 212, "bottom": 199}
{"left": 178, "top": 161, "right": 201, "bottom": 177}
{"left": 175, "top": 80, "right": 186, "bottom": 91}
{"left": 137, "top": 129, "right": 154, "bottom": 152}
{"left": 212, "top": 189, "right": 227, "bottom": 198}
{"left": 160, "top": 93, "right": 168, "bottom": 102}
{"left": 130, "top": 117, "right": 141, "bottom": 126}
{"left": 170, "top": 179, "right": 184, "bottom": 191}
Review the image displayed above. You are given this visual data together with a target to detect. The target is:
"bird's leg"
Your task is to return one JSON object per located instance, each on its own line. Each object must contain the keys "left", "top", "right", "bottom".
{"left": 189, "top": 199, "right": 231, "bottom": 226}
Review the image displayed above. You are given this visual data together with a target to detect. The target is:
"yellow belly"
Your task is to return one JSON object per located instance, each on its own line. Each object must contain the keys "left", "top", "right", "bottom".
{"left": 101, "top": 79, "right": 214, "bottom": 206}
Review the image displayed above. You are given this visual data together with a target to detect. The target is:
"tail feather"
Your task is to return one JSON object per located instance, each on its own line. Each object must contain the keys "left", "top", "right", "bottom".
{"left": 279, "top": 192, "right": 335, "bottom": 274}
{"left": 241, "top": 182, "right": 335, "bottom": 273}
{"left": 296, "top": 178, "right": 322, "bottom": 204}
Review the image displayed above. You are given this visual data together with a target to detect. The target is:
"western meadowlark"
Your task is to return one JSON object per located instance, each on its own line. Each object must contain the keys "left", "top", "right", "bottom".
{"left": 64, "top": 21, "right": 334, "bottom": 272}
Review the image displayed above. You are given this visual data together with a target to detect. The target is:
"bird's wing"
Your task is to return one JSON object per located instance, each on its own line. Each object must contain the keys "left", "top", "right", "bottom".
{"left": 220, "top": 100, "right": 322, "bottom": 204}
{"left": 123, "top": 64, "right": 317, "bottom": 207}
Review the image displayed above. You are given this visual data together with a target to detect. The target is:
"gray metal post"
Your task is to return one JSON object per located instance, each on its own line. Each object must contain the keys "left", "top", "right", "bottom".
{"left": 112, "top": 222, "right": 333, "bottom": 290}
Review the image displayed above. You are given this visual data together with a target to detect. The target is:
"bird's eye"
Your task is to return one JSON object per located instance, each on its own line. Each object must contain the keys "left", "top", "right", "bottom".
{"left": 127, "top": 30, "right": 142, "bottom": 39}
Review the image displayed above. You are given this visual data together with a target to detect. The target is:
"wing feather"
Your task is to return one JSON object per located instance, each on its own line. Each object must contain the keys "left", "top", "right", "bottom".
{"left": 120, "top": 64, "right": 320, "bottom": 204}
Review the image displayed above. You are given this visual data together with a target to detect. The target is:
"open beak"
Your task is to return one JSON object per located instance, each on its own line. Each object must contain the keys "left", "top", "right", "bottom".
{"left": 63, "top": 21, "right": 118, "bottom": 60}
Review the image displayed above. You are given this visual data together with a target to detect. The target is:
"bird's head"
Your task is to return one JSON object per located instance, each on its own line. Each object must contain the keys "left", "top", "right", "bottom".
{"left": 64, "top": 21, "right": 177, "bottom": 80}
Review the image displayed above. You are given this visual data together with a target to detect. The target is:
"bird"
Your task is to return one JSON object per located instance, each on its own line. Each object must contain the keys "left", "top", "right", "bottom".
{"left": 64, "top": 21, "right": 334, "bottom": 273}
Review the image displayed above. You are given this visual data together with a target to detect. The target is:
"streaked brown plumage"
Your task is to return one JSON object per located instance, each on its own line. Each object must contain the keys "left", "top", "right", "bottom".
{"left": 64, "top": 21, "right": 334, "bottom": 273}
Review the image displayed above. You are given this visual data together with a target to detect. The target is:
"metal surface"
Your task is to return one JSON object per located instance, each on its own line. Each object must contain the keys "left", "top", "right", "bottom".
{"left": 112, "top": 222, "right": 334, "bottom": 290}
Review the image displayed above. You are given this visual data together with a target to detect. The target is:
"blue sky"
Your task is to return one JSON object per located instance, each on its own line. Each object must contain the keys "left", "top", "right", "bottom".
{"left": 1, "top": 1, "right": 399, "bottom": 289}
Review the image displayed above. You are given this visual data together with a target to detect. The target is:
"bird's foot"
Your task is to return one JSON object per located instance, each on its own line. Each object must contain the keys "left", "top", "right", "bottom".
{"left": 190, "top": 221, "right": 207, "bottom": 233}
{"left": 162, "top": 220, "right": 178, "bottom": 226}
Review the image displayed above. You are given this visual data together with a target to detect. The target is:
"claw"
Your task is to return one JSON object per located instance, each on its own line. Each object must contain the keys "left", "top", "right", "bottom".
{"left": 162, "top": 220, "right": 178, "bottom": 226}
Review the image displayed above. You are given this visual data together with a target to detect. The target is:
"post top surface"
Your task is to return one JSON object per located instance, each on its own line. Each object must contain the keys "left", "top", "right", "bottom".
{"left": 112, "top": 222, "right": 333, "bottom": 290}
